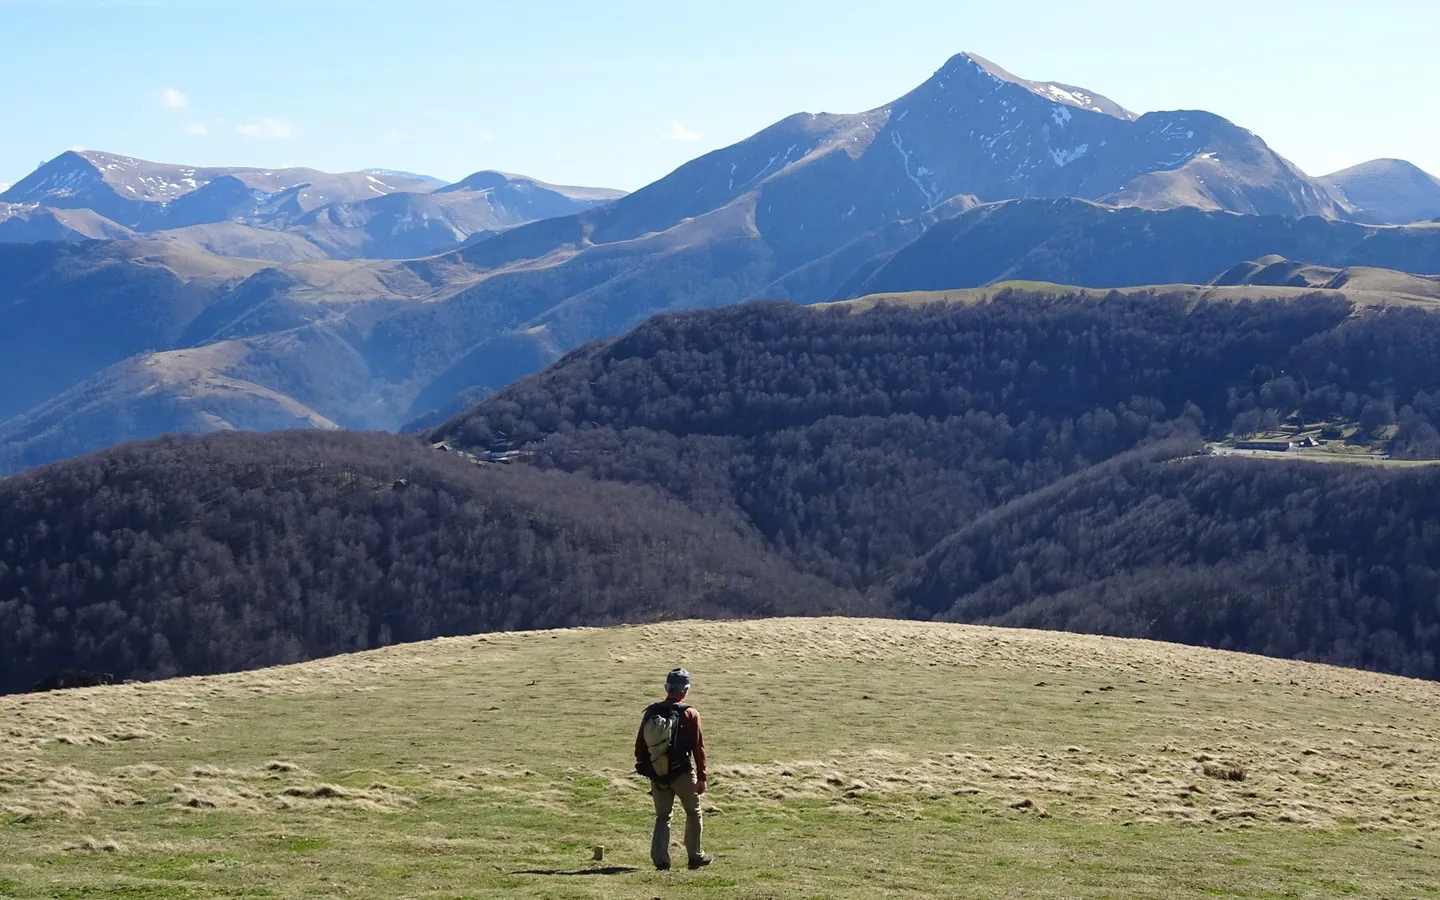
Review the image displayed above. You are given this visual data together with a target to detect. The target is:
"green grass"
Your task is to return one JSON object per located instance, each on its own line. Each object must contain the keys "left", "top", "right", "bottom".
{"left": 2, "top": 619, "right": 1437, "bottom": 898}
{"left": 827, "top": 279, "right": 1440, "bottom": 315}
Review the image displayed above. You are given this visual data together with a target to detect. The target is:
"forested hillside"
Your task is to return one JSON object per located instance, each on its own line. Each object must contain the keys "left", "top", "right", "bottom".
{"left": 13, "top": 288, "right": 1440, "bottom": 690}
{"left": 436, "top": 290, "right": 1440, "bottom": 677}
{"left": 434, "top": 290, "right": 1372, "bottom": 587}
{"left": 891, "top": 446, "right": 1440, "bottom": 678}
{"left": 0, "top": 431, "right": 856, "bottom": 693}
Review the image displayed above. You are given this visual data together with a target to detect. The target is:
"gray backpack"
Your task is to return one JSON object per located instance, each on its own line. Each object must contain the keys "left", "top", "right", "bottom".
{"left": 641, "top": 701, "right": 689, "bottom": 779}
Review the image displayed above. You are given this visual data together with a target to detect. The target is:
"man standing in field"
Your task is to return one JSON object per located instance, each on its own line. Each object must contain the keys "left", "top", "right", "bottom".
{"left": 635, "top": 668, "right": 712, "bottom": 871}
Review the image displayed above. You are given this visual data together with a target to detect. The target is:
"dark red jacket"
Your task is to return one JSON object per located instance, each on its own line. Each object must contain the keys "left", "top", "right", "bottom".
{"left": 635, "top": 702, "right": 707, "bottom": 780}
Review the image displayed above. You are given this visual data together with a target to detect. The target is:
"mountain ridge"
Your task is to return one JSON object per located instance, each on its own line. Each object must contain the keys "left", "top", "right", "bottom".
{"left": 0, "top": 151, "right": 628, "bottom": 260}
{"left": 8, "top": 207, "right": 1440, "bottom": 475}
{"left": 844, "top": 198, "right": 1440, "bottom": 298}
{"left": 1321, "top": 158, "right": 1440, "bottom": 224}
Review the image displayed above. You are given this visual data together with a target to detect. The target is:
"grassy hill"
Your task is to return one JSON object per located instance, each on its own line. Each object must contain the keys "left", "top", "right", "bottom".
{"left": 0, "top": 618, "right": 1436, "bottom": 898}
{"left": 829, "top": 257, "right": 1440, "bottom": 314}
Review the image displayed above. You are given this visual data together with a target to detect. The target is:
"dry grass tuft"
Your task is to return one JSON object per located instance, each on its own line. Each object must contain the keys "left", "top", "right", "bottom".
{"left": 277, "top": 783, "right": 413, "bottom": 811}
{"left": 64, "top": 837, "right": 122, "bottom": 853}
{"left": 281, "top": 784, "right": 351, "bottom": 799}
{"left": 1201, "top": 762, "right": 1247, "bottom": 782}
{"left": 171, "top": 783, "right": 265, "bottom": 813}
{"left": 108, "top": 728, "right": 154, "bottom": 742}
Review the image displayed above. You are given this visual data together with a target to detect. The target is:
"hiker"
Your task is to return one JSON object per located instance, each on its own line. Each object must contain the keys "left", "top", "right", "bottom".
{"left": 635, "top": 667, "right": 712, "bottom": 871}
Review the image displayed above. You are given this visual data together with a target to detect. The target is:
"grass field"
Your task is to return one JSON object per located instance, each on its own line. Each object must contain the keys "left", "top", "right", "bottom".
{"left": 2, "top": 618, "right": 1438, "bottom": 898}
{"left": 828, "top": 278, "right": 1440, "bottom": 315}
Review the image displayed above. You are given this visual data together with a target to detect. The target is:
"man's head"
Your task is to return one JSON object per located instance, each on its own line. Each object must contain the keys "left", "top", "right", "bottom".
{"left": 665, "top": 668, "right": 691, "bottom": 700}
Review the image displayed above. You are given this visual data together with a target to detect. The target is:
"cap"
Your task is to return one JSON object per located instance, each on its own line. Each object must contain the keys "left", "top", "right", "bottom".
{"left": 665, "top": 668, "right": 691, "bottom": 692}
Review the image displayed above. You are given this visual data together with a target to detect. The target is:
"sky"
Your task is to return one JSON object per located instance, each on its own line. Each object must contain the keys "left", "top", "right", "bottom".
{"left": 2, "top": 0, "right": 1437, "bottom": 193}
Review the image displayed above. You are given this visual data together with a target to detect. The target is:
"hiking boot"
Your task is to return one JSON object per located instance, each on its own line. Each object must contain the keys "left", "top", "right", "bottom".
{"left": 687, "top": 853, "right": 713, "bottom": 870}
{"left": 655, "top": 861, "right": 671, "bottom": 871}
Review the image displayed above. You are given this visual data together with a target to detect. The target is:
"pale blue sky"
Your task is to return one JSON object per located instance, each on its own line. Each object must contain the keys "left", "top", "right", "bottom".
{"left": 2, "top": 0, "right": 1436, "bottom": 191}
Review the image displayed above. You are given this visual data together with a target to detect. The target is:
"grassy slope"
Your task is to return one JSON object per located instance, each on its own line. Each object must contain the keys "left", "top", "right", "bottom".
{"left": 829, "top": 277, "right": 1440, "bottom": 314}
{"left": 1, "top": 619, "right": 1436, "bottom": 899}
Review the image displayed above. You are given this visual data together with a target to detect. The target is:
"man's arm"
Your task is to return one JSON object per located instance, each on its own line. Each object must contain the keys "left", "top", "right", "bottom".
{"left": 635, "top": 723, "right": 652, "bottom": 776}
{"left": 689, "top": 708, "right": 707, "bottom": 790}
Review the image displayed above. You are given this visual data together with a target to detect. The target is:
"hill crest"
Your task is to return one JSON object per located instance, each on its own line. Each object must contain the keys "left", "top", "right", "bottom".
{"left": 0, "top": 616, "right": 1435, "bottom": 897}
{"left": 1321, "top": 157, "right": 1440, "bottom": 225}
{"left": 957, "top": 52, "right": 1138, "bottom": 120}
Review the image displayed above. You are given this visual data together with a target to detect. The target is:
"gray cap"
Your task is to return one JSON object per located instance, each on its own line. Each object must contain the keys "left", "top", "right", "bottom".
{"left": 665, "top": 668, "right": 691, "bottom": 692}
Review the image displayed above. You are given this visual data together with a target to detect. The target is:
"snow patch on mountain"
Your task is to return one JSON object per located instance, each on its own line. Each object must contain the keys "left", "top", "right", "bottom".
{"left": 362, "top": 168, "right": 446, "bottom": 187}
{"left": 891, "top": 130, "right": 940, "bottom": 207}
{"left": 1049, "top": 144, "right": 1090, "bottom": 167}
{"left": 956, "top": 52, "right": 1138, "bottom": 121}
{"left": 741, "top": 144, "right": 803, "bottom": 190}
{"left": 1037, "top": 84, "right": 1107, "bottom": 114}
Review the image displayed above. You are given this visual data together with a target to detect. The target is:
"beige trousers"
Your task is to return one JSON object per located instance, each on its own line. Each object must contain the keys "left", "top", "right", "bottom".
{"left": 650, "top": 771, "right": 702, "bottom": 866}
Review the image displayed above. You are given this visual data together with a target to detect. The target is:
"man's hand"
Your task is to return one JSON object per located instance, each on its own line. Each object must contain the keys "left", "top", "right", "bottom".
{"left": 696, "top": 776, "right": 707, "bottom": 795}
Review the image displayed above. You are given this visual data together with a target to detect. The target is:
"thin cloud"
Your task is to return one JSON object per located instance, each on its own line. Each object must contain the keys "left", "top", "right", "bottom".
{"left": 237, "top": 117, "right": 296, "bottom": 140}
{"left": 0, "top": 183, "right": 10, "bottom": 194}
{"left": 669, "top": 121, "right": 703, "bottom": 141}
{"left": 162, "top": 88, "right": 189, "bottom": 109}
{"left": 183, "top": 123, "right": 210, "bottom": 136}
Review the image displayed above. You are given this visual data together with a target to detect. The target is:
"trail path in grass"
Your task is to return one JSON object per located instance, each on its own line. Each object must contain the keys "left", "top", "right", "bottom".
{"left": 2, "top": 618, "right": 1437, "bottom": 898}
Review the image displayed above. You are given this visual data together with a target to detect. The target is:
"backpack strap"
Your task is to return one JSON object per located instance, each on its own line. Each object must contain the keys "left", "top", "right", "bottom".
{"left": 666, "top": 702, "right": 691, "bottom": 777}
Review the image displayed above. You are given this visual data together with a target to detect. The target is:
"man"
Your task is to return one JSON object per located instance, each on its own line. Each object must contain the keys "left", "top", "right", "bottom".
{"left": 634, "top": 667, "right": 712, "bottom": 871}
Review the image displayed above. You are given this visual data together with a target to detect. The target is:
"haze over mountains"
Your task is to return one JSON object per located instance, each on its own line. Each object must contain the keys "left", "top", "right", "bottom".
{"left": 0, "top": 150, "right": 626, "bottom": 260}
{"left": 3, "top": 51, "right": 1440, "bottom": 474}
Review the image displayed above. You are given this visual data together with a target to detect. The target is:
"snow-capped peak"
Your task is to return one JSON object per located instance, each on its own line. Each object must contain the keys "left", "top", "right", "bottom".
{"left": 952, "top": 52, "right": 1138, "bottom": 121}
{"left": 363, "top": 168, "right": 447, "bottom": 187}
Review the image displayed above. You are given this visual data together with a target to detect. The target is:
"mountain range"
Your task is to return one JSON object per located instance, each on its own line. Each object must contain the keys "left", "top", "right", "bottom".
{"left": 3, "top": 51, "right": 1440, "bottom": 474}
{"left": 0, "top": 150, "right": 626, "bottom": 260}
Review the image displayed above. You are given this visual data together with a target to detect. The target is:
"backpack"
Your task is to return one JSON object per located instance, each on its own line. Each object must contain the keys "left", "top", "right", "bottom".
{"left": 641, "top": 702, "right": 689, "bottom": 780}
